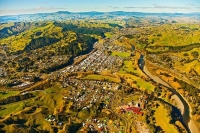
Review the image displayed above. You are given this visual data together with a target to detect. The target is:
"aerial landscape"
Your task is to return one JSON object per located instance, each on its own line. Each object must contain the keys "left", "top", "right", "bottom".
{"left": 0, "top": 0, "right": 200, "bottom": 133}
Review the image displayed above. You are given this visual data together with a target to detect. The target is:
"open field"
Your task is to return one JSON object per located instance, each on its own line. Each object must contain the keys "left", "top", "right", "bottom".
{"left": 0, "top": 102, "right": 25, "bottom": 117}
{"left": 1, "top": 15, "right": 199, "bottom": 133}
{"left": 0, "top": 91, "right": 19, "bottom": 100}
{"left": 105, "top": 32, "right": 113, "bottom": 38}
{"left": 119, "top": 60, "right": 144, "bottom": 77}
{"left": 118, "top": 73, "right": 155, "bottom": 91}
{"left": 154, "top": 104, "right": 179, "bottom": 133}
{"left": 169, "top": 47, "right": 200, "bottom": 76}
{"left": 111, "top": 51, "right": 131, "bottom": 58}
{"left": 82, "top": 74, "right": 121, "bottom": 83}
{"left": 0, "top": 23, "right": 64, "bottom": 52}
{"left": 174, "top": 60, "right": 200, "bottom": 75}
{"left": 171, "top": 47, "right": 200, "bottom": 59}
{"left": 147, "top": 23, "right": 200, "bottom": 47}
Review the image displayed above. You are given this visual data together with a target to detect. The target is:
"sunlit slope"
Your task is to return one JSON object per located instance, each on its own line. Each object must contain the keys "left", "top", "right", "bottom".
{"left": 0, "top": 22, "right": 64, "bottom": 52}
{"left": 0, "top": 21, "right": 114, "bottom": 53}
{"left": 147, "top": 23, "right": 200, "bottom": 47}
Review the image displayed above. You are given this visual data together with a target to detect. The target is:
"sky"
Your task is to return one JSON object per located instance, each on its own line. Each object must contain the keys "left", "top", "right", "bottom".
{"left": 0, "top": 0, "right": 200, "bottom": 16}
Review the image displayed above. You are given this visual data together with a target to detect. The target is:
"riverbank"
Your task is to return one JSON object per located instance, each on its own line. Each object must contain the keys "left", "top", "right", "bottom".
{"left": 189, "top": 120, "right": 199, "bottom": 133}
{"left": 143, "top": 66, "right": 170, "bottom": 88}
{"left": 143, "top": 64, "right": 199, "bottom": 133}
{"left": 182, "top": 91, "right": 199, "bottom": 133}
{"left": 171, "top": 95, "right": 184, "bottom": 115}
{"left": 143, "top": 66, "right": 184, "bottom": 115}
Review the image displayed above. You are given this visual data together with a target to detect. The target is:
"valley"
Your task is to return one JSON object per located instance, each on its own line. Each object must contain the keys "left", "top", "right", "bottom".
{"left": 0, "top": 12, "right": 200, "bottom": 133}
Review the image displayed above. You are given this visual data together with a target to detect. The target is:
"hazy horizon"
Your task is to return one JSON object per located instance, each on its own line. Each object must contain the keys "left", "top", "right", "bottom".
{"left": 1, "top": 10, "right": 200, "bottom": 17}
{"left": 0, "top": 0, "right": 200, "bottom": 16}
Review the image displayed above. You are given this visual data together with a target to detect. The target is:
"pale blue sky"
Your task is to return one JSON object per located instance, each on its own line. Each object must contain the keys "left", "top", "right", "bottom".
{"left": 0, "top": 0, "right": 200, "bottom": 16}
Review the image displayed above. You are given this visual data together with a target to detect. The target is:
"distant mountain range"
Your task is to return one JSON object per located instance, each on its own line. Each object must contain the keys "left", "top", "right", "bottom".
{"left": 0, "top": 11, "right": 200, "bottom": 23}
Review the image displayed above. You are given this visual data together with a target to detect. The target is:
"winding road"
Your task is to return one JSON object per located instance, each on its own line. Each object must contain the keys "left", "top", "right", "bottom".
{"left": 110, "top": 91, "right": 128, "bottom": 133}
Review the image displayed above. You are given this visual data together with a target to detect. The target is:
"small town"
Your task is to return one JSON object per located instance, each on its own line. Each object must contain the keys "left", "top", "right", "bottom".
{"left": 0, "top": 3, "right": 200, "bottom": 132}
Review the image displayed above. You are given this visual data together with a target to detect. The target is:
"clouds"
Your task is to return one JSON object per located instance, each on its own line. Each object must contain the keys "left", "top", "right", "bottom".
{"left": 0, "top": 6, "right": 67, "bottom": 15}
{"left": 154, "top": 5, "right": 191, "bottom": 10}
{"left": 0, "top": 1, "right": 199, "bottom": 16}
{"left": 124, "top": 6, "right": 152, "bottom": 9}
{"left": 114, "top": 3, "right": 200, "bottom": 12}
{"left": 187, "top": 3, "right": 195, "bottom": 6}
{"left": 30, "top": 6, "right": 66, "bottom": 11}
{"left": 124, "top": 4, "right": 194, "bottom": 10}
{"left": 109, "top": 6, "right": 120, "bottom": 9}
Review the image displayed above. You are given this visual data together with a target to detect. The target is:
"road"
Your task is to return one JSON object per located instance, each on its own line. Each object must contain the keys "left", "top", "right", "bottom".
{"left": 103, "top": 108, "right": 128, "bottom": 133}
{"left": 110, "top": 91, "right": 128, "bottom": 133}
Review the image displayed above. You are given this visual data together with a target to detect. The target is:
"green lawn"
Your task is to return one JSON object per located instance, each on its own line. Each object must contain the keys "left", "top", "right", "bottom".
{"left": 123, "top": 94, "right": 140, "bottom": 102}
{"left": 147, "top": 23, "right": 200, "bottom": 47}
{"left": 119, "top": 73, "right": 155, "bottom": 91}
{"left": 119, "top": 60, "right": 151, "bottom": 90}
{"left": 175, "top": 23, "right": 200, "bottom": 29}
{"left": 176, "top": 60, "right": 200, "bottom": 74}
{"left": 172, "top": 47, "right": 200, "bottom": 60}
{"left": 0, "top": 22, "right": 64, "bottom": 52}
{"left": 146, "top": 47, "right": 169, "bottom": 53}
{"left": 135, "top": 43, "right": 146, "bottom": 49}
{"left": 119, "top": 61, "right": 144, "bottom": 76}
{"left": 120, "top": 61, "right": 136, "bottom": 73}
{"left": 136, "top": 78, "right": 155, "bottom": 91}
{"left": 0, "top": 91, "right": 19, "bottom": 100}
{"left": 105, "top": 32, "right": 113, "bottom": 38}
{"left": 154, "top": 104, "right": 179, "bottom": 133}
{"left": 82, "top": 74, "right": 120, "bottom": 83}
{"left": 0, "top": 102, "right": 25, "bottom": 117}
{"left": 112, "top": 51, "right": 131, "bottom": 58}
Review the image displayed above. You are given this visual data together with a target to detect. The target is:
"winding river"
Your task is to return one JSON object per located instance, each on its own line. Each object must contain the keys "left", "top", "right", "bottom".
{"left": 138, "top": 54, "right": 198, "bottom": 133}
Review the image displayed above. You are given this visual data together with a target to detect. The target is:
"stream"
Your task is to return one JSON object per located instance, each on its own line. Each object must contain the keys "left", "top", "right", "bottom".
{"left": 138, "top": 54, "right": 192, "bottom": 133}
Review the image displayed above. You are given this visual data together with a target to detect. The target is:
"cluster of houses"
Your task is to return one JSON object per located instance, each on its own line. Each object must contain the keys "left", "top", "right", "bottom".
{"left": 45, "top": 114, "right": 56, "bottom": 122}
{"left": 2, "top": 73, "right": 39, "bottom": 88}
{"left": 97, "top": 38, "right": 130, "bottom": 53}
{"left": 82, "top": 118, "right": 109, "bottom": 133}
{"left": 0, "top": 68, "right": 7, "bottom": 78}
{"left": 45, "top": 114, "right": 63, "bottom": 126}
{"left": 14, "top": 81, "right": 33, "bottom": 88}
{"left": 62, "top": 78, "right": 118, "bottom": 109}
{"left": 0, "top": 46, "right": 70, "bottom": 87}
{"left": 62, "top": 78, "right": 121, "bottom": 90}
{"left": 35, "top": 55, "right": 70, "bottom": 72}
{"left": 62, "top": 49, "right": 123, "bottom": 73}
{"left": 104, "top": 43, "right": 128, "bottom": 53}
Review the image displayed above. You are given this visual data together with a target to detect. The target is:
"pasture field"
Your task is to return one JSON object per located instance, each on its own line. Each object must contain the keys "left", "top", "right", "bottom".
{"left": 154, "top": 104, "right": 179, "bottom": 133}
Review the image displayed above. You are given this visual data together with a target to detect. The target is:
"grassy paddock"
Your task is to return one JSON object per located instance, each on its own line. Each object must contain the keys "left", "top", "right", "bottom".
{"left": 82, "top": 74, "right": 120, "bottom": 83}
{"left": 0, "top": 91, "right": 19, "bottom": 100}
{"left": 147, "top": 23, "right": 200, "bottom": 47}
{"left": 154, "top": 104, "right": 179, "bottom": 133}
{"left": 111, "top": 51, "right": 131, "bottom": 58}
{"left": 118, "top": 73, "right": 155, "bottom": 91}
{"left": 0, "top": 102, "right": 25, "bottom": 117}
